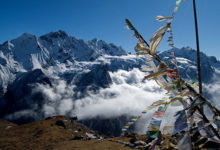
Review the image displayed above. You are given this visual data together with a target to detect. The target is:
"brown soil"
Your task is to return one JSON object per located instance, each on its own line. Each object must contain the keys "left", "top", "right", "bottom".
{"left": 0, "top": 116, "right": 132, "bottom": 150}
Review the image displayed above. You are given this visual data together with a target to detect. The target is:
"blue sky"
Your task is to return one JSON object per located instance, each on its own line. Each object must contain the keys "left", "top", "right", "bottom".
{"left": 0, "top": 0, "right": 220, "bottom": 59}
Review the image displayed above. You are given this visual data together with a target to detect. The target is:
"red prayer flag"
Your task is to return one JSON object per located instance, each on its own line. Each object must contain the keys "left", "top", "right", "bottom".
{"left": 167, "top": 68, "right": 179, "bottom": 78}
{"left": 153, "top": 111, "right": 165, "bottom": 117}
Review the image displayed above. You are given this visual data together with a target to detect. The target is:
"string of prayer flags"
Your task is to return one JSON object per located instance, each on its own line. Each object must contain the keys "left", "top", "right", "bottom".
{"left": 167, "top": 23, "right": 175, "bottom": 48}
{"left": 146, "top": 105, "right": 167, "bottom": 144}
{"left": 125, "top": 0, "right": 220, "bottom": 145}
{"left": 149, "top": 106, "right": 167, "bottom": 130}
{"left": 172, "top": 0, "right": 183, "bottom": 17}
{"left": 121, "top": 100, "right": 164, "bottom": 134}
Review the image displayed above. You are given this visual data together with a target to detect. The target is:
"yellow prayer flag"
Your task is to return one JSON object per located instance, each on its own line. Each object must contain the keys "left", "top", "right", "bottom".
{"left": 131, "top": 118, "right": 137, "bottom": 121}
{"left": 190, "top": 84, "right": 198, "bottom": 89}
{"left": 174, "top": 7, "right": 179, "bottom": 13}
{"left": 148, "top": 125, "right": 160, "bottom": 131}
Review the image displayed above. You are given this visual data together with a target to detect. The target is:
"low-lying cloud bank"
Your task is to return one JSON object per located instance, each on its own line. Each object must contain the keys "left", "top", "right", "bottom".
{"left": 74, "top": 68, "right": 165, "bottom": 120}
{"left": 32, "top": 68, "right": 166, "bottom": 120}
{"left": 5, "top": 67, "right": 220, "bottom": 134}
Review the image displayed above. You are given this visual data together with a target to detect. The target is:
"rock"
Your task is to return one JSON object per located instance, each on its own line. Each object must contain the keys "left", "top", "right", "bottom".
{"left": 55, "top": 120, "right": 67, "bottom": 129}
{"left": 125, "top": 142, "right": 135, "bottom": 148}
{"left": 85, "top": 132, "right": 97, "bottom": 139}
{"left": 70, "top": 116, "right": 78, "bottom": 121}
{"left": 129, "top": 137, "right": 137, "bottom": 144}
{"left": 5, "top": 126, "right": 12, "bottom": 130}
{"left": 134, "top": 140, "right": 146, "bottom": 146}
{"left": 69, "top": 136, "right": 84, "bottom": 140}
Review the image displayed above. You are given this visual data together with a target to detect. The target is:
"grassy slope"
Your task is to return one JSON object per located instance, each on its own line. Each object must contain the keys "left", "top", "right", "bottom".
{"left": 0, "top": 116, "right": 132, "bottom": 150}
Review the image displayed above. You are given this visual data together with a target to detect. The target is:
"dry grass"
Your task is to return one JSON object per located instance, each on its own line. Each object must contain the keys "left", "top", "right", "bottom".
{"left": 0, "top": 116, "right": 132, "bottom": 150}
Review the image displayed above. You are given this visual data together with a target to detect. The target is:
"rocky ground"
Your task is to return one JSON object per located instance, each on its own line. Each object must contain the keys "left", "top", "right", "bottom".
{"left": 0, "top": 116, "right": 146, "bottom": 150}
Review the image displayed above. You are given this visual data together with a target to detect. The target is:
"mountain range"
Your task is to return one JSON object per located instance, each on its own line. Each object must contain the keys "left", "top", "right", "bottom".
{"left": 0, "top": 30, "right": 219, "bottom": 136}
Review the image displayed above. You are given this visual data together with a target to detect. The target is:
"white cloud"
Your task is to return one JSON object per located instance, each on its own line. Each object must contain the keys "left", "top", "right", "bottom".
{"left": 73, "top": 68, "right": 166, "bottom": 120}
{"left": 29, "top": 67, "right": 220, "bottom": 134}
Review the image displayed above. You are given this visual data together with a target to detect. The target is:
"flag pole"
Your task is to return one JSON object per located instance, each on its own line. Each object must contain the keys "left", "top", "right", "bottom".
{"left": 193, "top": 0, "right": 202, "bottom": 95}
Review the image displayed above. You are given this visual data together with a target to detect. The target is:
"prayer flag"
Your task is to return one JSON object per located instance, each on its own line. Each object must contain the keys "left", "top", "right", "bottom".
{"left": 154, "top": 111, "right": 165, "bottom": 117}
{"left": 131, "top": 118, "right": 138, "bottom": 121}
{"left": 156, "top": 15, "right": 173, "bottom": 21}
{"left": 148, "top": 125, "right": 160, "bottom": 131}
{"left": 176, "top": 0, "right": 182, "bottom": 6}
{"left": 150, "top": 24, "right": 168, "bottom": 55}
{"left": 158, "top": 106, "right": 167, "bottom": 112}
{"left": 174, "top": 7, "right": 179, "bottom": 13}
{"left": 174, "top": 111, "right": 188, "bottom": 133}
{"left": 122, "top": 128, "right": 127, "bottom": 132}
{"left": 147, "top": 131, "right": 159, "bottom": 139}
{"left": 150, "top": 119, "right": 162, "bottom": 126}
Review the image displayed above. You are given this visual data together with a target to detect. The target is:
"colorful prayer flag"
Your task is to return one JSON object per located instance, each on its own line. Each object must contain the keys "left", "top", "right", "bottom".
{"left": 150, "top": 119, "right": 162, "bottom": 126}
{"left": 154, "top": 111, "right": 165, "bottom": 117}
{"left": 158, "top": 106, "right": 167, "bottom": 112}
{"left": 174, "top": 7, "right": 179, "bottom": 13}
{"left": 138, "top": 115, "right": 142, "bottom": 118}
{"left": 131, "top": 118, "right": 138, "bottom": 121}
{"left": 147, "top": 131, "right": 159, "bottom": 139}
{"left": 148, "top": 125, "right": 160, "bottom": 131}
{"left": 122, "top": 128, "right": 127, "bottom": 132}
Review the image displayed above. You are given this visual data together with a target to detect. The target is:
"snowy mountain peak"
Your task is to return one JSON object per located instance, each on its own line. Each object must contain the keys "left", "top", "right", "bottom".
{"left": 18, "top": 32, "right": 36, "bottom": 39}
{"left": 40, "top": 30, "right": 69, "bottom": 40}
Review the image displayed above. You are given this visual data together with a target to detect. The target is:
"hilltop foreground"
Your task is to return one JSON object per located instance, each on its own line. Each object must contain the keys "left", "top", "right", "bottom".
{"left": 0, "top": 116, "right": 147, "bottom": 150}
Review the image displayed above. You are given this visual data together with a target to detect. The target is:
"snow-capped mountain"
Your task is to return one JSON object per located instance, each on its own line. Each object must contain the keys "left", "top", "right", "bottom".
{"left": 0, "top": 31, "right": 219, "bottom": 136}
